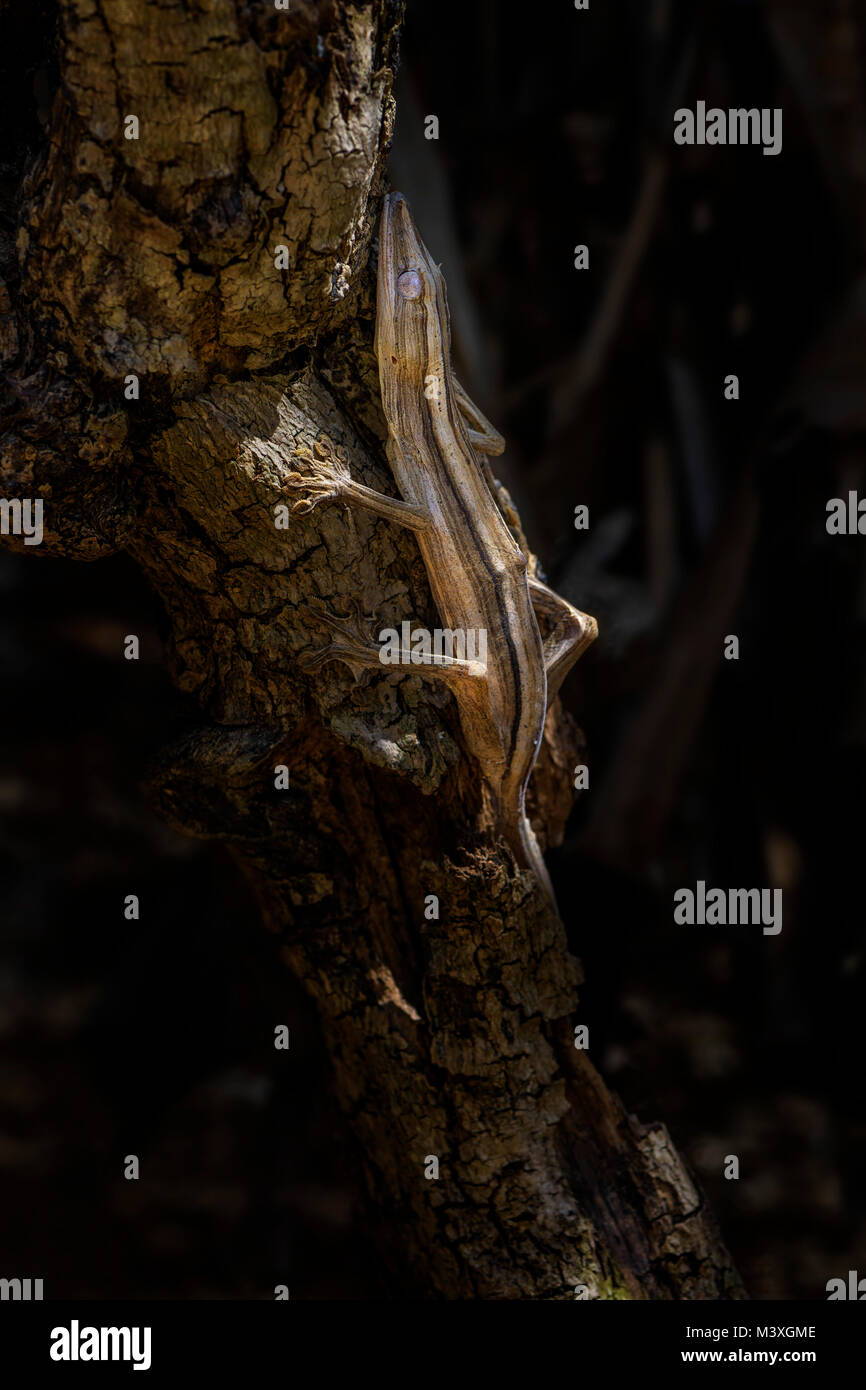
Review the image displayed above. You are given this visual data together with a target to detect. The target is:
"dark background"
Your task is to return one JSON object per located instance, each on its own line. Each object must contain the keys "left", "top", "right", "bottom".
{"left": 1, "top": 0, "right": 864, "bottom": 1298}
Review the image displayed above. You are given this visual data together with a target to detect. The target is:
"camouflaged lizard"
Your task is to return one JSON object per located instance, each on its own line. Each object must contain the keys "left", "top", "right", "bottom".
{"left": 284, "top": 193, "right": 597, "bottom": 910}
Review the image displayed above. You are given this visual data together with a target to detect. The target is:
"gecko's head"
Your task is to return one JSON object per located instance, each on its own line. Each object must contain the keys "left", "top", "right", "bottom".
{"left": 375, "top": 192, "right": 451, "bottom": 377}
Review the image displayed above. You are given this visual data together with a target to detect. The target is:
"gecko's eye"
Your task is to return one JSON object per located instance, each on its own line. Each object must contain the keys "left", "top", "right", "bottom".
{"left": 396, "top": 269, "right": 423, "bottom": 300}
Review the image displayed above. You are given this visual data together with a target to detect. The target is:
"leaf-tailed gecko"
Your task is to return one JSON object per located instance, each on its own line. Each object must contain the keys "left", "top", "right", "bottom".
{"left": 283, "top": 192, "right": 597, "bottom": 910}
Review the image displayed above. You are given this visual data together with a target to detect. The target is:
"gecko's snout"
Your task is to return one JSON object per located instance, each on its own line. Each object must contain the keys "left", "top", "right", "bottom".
{"left": 382, "top": 191, "right": 416, "bottom": 246}
{"left": 380, "top": 193, "right": 429, "bottom": 306}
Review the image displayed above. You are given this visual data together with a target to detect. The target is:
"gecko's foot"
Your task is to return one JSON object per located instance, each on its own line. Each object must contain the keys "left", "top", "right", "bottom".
{"left": 283, "top": 435, "right": 351, "bottom": 515}
{"left": 299, "top": 598, "right": 384, "bottom": 684}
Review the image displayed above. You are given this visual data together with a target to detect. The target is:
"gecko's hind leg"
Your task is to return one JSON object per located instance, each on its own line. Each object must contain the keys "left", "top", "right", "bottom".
{"left": 284, "top": 435, "right": 429, "bottom": 532}
{"left": 299, "top": 602, "right": 486, "bottom": 692}
{"left": 298, "top": 600, "right": 387, "bottom": 685}
{"left": 529, "top": 578, "right": 598, "bottom": 706}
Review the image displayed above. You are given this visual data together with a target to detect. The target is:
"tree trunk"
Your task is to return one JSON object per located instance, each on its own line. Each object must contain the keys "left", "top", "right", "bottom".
{"left": 0, "top": 0, "right": 743, "bottom": 1299}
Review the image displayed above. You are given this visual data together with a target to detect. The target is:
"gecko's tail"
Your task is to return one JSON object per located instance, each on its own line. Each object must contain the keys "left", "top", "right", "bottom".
{"left": 501, "top": 798, "right": 559, "bottom": 916}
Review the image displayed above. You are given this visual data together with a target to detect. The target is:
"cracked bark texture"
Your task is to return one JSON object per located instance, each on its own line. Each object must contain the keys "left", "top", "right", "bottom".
{"left": 0, "top": 0, "right": 744, "bottom": 1298}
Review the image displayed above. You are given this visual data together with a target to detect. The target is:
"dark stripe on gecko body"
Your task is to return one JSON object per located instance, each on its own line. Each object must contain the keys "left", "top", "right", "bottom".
{"left": 416, "top": 292, "right": 527, "bottom": 771}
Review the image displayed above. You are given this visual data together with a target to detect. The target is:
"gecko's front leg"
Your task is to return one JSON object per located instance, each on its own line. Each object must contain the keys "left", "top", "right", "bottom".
{"left": 452, "top": 377, "right": 505, "bottom": 457}
{"left": 284, "top": 435, "right": 429, "bottom": 533}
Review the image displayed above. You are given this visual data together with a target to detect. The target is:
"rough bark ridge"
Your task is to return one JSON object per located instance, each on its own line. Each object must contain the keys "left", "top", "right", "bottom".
{"left": 0, "top": 0, "right": 743, "bottom": 1298}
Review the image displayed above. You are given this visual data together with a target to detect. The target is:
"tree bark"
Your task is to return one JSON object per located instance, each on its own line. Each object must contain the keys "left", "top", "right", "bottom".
{"left": 0, "top": 0, "right": 744, "bottom": 1299}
